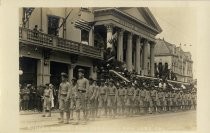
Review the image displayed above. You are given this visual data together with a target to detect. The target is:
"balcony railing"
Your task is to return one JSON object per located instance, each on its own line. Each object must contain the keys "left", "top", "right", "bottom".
{"left": 19, "top": 27, "right": 103, "bottom": 59}
{"left": 57, "top": 38, "right": 80, "bottom": 53}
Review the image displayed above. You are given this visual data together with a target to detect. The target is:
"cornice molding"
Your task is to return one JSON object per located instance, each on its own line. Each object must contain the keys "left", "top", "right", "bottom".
{"left": 155, "top": 53, "right": 173, "bottom": 56}
{"left": 94, "top": 8, "right": 161, "bottom": 35}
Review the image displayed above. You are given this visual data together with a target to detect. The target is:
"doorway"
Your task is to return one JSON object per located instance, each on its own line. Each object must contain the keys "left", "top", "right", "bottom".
{"left": 19, "top": 57, "right": 37, "bottom": 86}
{"left": 50, "top": 61, "right": 69, "bottom": 89}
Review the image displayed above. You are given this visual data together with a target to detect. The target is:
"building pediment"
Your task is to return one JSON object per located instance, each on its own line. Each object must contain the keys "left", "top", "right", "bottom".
{"left": 93, "top": 7, "right": 162, "bottom": 40}
{"left": 119, "top": 8, "right": 148, "bottom": 24}
{"left": 118, "top": 7, "right": 162, "bottom": 34}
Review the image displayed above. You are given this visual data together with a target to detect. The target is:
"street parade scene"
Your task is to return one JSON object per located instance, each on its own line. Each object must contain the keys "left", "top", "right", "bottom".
{"left": 18, "top": 7, "right": 197, "bottom": 132}
{"left": 19, "top": 67, "right": 197, "bottom": 125}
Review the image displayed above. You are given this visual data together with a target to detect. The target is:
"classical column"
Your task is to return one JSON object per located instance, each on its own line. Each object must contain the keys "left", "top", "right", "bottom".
{"left": 106, "top": 24, "right": 113, "bottom": 49}
{"left": 140, "top": 42, "right": 143, "bottom": 75}
{"left": 135, "top": 36, "right": 141, "bottom": 74}
{"left": 126, "top": 32, "right": 133, "bottom": 72}
{"left": 143, "top": 39, "right": 149, "bottom": 76}
{"left": 117, "top": 29, "right": 124, "bottom": 62}
{"left": 68, "top": 64, "right": 76, "bottom": 82}
{"left": 43, "top": 62, "right": 50, "bottom": 85}
{"left": 150, "top": 41, "right": 155, "bottom": 77}
{"left": 37, "top": 59, "right": 43, "bottom": 86}
{"left": 37, "top": 59, "right": 50, "bottom": 86}
{"left": 89, "top": 27, "right": 94, "bottom": 46}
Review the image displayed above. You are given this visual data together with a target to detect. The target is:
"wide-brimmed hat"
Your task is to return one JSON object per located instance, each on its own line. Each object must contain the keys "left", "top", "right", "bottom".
{"left": 71, "top": 77, "right": 77, "bottom": 81}
{"left": 26, "top": 84, "right": 31, "bottom": 87}
{"left": 61, "top": 72, "right": 68, "bottom": 78}
{"left": 78, "top": 68, "right": 85, "bottom": 74}
{"left": 49, "top": 84, "right": 53, "bottom": 87}
{"left": 109, "top": 79, "right": 114, "bottom": 83}
{"left": 45, "top": 83, "right": 49, "bottom": 86}
{"left": 89, "top": 77, "right": 94, "bottom": 82}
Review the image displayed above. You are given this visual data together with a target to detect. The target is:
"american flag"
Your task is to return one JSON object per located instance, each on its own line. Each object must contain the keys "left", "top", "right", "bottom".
{"left": 74, "top": 19, "right": 92, "bottom": 31}
{"left": 23, "top": 8, "right": 35, "bottom": 26}
{"left": 107, "top": 32, "right": 118, "bottom": 44}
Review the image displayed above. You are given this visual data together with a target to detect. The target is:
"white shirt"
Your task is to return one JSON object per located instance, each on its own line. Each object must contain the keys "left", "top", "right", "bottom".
{"left": 159, "top": 83, "right": 163, "bottom": 88}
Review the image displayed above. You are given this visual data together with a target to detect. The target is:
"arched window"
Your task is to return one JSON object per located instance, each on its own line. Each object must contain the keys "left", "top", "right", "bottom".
{"left": 158, "top": 62, "right": 163, "bottom": 78}
{"left": 154, "top": 63, "right": 158, "bottom": 77}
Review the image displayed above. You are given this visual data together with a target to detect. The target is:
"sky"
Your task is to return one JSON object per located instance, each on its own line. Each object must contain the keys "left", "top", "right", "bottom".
{"left": 150, "top": 7, "right": 197, "bottom": 78}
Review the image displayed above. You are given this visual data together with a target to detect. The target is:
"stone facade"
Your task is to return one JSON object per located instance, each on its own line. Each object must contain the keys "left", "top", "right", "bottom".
{"left": 154, "top": 38, "right": 193, "bottom": 83}
{"left": 93, "top": 7, "right": 162, "bottom": 76}
{"left": 19, "top": 7, "right": 162, "bottom": 87}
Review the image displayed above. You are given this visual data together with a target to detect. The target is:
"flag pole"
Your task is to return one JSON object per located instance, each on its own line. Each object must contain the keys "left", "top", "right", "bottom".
{"left": 58, "top": 9, "right": 73, "bottom": 31}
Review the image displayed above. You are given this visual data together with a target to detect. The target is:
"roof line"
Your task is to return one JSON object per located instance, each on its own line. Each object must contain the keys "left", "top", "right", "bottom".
{"left": 142, "top": 7, "right": 162, "bottom": 33}
{"left": 94, "top": 7, "right": 162, "bottom": 34}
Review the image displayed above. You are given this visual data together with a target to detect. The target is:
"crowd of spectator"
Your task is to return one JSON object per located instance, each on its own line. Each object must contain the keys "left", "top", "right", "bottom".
{"left": 19, "top": 83, "right": 59, "bottom": 112}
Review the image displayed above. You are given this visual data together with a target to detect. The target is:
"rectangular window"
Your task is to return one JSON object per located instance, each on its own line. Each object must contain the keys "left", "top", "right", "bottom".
{"left": 48, "top": 15, "right": 60, "bottom": 36}
{"left": 81, "top": 29, "right": 89, "bottom": 45}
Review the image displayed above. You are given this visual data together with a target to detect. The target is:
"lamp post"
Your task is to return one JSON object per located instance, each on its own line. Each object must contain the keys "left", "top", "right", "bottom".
{"left": 19, "top": 70, "right": 23, "bottom": 76}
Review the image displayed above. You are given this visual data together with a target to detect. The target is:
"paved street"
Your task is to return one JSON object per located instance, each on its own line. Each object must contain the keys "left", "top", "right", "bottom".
{"left": 20, "top": 110, "right": 196, "bottom": 133}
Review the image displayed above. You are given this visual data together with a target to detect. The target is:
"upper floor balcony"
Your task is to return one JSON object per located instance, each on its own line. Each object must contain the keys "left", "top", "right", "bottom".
{"left": 19, "top": 27, "right": 104, "bottom": 60}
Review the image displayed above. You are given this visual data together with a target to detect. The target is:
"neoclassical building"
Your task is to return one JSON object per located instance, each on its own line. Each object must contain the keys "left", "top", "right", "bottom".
{"left": 19, "top": 7, "right": 162, "bottom": 87}
{"left": 154, "top": 38, "right": 193, "bottom": 83}
{"left": 93, "top": 7, "right": 162, "bottom": 76}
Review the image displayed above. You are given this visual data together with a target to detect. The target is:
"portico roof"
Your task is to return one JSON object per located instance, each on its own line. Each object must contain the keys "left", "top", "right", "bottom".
{"left": 117, "top": 7, "right": 162, "bottom": 33}
{"left": 93, "top": 7, "right": 162, "bottom": 41}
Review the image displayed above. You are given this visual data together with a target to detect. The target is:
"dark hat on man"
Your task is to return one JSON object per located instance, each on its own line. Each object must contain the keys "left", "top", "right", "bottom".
{"left": 89, "top": 77, "right": 94, "bottom": 81}
{"left": 100, "top": 78, "right": 105, "bottom": 81}
{"left": 45, "top": 83, "right": 49, "bottom": 86}
{"left": 71, "top": 77, "right": 77, "bottom": 81}
{"left": 96, "top": 79, "right": 101, "bottom": 84}
{"left": 61, "top": 72, "right": 68, "bottom": 78}
{"left": 109, "top": 79, "right": 114, "bottom": 83}
{"left": 124, "top": 81, "right": 128, "bottom": 86}
{"left": 78, "top": 68, "right": 85, "bottom": 73}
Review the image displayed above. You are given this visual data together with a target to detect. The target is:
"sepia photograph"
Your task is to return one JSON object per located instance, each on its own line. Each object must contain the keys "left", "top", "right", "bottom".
{"left": 18, "top": 7, "right": 198, "bottom": 132}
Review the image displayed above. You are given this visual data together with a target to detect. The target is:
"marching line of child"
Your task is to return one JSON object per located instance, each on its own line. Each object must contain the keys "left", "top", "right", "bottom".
{"left": 42, "top": 69, "right": 197, "bottom": 125}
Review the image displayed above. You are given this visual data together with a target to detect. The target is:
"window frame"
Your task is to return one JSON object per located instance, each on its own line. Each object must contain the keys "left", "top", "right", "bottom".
{"left": 81, "top": 29, "right": 89, "bottom": 44}
{"left": 47, "top": 15, "right": 61, "bottom": 36}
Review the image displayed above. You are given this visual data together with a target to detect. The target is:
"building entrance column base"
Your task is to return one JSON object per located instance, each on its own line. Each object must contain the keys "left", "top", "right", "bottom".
{"left": 37, "top": 59, "right": 50, "bottom": 86}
